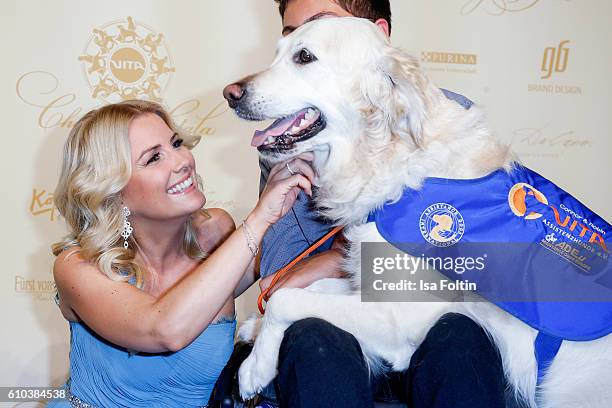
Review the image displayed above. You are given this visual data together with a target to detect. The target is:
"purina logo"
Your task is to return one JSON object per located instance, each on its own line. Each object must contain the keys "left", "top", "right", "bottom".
{"left": 541, "top": 40, "right": 570, "bottom": 79}
{"left": 420, "top": 51, "right": 478, "bottom": 75}
{"left": 421, "top": 52, "right": 477, "bottom": 65}
{"left": 79, "top": 16, "right": 174, "bottom": 102}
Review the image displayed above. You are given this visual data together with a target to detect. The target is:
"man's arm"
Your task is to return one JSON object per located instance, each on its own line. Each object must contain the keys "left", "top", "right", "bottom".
{"left": 259, "top": 235, "right": 345, "bottom": 294}
{"left": 258, "top": 158, "right": 335, "bottom": 280}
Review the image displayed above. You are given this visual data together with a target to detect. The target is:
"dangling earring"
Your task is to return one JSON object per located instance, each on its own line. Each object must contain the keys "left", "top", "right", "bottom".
{"left": 121, "top": 206, "right": 133, "bottom": 249}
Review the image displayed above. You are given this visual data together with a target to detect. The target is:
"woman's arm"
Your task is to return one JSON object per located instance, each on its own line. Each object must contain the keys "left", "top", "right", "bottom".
{"left": 234, "top": 254, "right": 260, "bottom": 298}
{"left": 194, "top": 207, "right": 259, "bottom": 299}
{"left": 54, "top": 158, "right": 314, "bottom": 353}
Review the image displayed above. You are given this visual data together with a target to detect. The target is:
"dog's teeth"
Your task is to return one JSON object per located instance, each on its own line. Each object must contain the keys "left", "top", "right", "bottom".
{"left": 291, "top": 125, "right": 300, "bottom": 133}
{"left": 306, "top": 108, "right": 315, "bottom": 120}
{"left": 299, "top": 118, "right": 308, "bottom": 127}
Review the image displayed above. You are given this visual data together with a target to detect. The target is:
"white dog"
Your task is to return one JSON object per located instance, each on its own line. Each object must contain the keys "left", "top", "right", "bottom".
{"left": 224, "top": 17, "right": 612, "bottom": 408}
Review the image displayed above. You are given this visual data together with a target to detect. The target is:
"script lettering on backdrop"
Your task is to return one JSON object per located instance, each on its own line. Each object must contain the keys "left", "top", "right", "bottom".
{"left": 460, "top": 0, "right": 570, "bottom": 16}
{"left": 29, "top": 188, "right": 59, "bottom": 221}
{"left": 16, "top": 16, "right": 229, "bottom": 135}
{"left": 16, "top": 71, "right": 227, "bottom": 136}
{"left": 461, "top": 0, "right": 541, "bottom": 15}
{"left": 511, "top": 126, "right": 592, "bottom": 159}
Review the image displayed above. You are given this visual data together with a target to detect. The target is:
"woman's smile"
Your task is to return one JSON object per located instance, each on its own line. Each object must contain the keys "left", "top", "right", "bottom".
{"left": 167, "top": 173, "right": 197, "bottom": 195}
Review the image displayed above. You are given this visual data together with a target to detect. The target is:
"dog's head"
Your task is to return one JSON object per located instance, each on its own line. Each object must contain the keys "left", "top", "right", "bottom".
{"left": 223, "top": 17, "right": 440, "bottom": 165}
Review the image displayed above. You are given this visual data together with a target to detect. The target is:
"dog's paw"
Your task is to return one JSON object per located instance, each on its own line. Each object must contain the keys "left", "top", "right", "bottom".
{"left": 238, "top": 352, "right": 277, "bottom": 400}
{"left": 237, "top": 315, "right": 262, "bottom": 342}
{"left": 238, "top": 359, "right": 258, "bottom": 401}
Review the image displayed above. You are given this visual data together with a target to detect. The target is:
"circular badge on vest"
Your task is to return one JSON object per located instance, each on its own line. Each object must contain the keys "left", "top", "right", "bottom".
{"left": 419, "top": 203, "right": 465, "bottom": 247}
{"left": 508, "top": 182, "right": 548, "bottom": 220}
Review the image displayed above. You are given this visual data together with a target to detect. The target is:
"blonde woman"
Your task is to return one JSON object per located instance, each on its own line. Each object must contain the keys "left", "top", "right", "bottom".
{"left": 47, "top": 100, "right": 314, "bottom": 407}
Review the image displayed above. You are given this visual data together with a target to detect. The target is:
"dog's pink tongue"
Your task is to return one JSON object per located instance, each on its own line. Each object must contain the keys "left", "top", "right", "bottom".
{"left": 251, "top": 130, "right": 271, "bottom": 147}
{"left": 251, "top": 113, "right": 300, "bottom": 147}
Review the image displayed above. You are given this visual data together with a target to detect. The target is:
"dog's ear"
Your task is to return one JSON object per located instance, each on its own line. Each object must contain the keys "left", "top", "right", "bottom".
{"left": 359, "top": 46, "right": 438, "bottom": 148}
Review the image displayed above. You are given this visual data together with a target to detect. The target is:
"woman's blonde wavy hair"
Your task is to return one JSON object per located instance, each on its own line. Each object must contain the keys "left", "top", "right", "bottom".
{"left": 52, "top": 100, "right": 205, "bottom": 288}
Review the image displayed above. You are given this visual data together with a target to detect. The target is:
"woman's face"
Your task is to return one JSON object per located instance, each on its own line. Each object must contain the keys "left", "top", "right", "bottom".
{"left": 122, "top": 112, "right": 206, "bottom": 223}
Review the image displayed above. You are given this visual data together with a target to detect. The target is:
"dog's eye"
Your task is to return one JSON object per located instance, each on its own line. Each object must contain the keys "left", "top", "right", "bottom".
{"left": 294, "top": 48, "right": 317, "bottom": 65}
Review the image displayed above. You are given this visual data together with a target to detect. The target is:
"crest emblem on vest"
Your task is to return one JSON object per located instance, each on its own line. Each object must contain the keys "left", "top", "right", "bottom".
{"left": 508, "top": 182, "right": 548, "bottom": 220}
{"left": 419, "top": 203, "right": 465, "bottom": 247}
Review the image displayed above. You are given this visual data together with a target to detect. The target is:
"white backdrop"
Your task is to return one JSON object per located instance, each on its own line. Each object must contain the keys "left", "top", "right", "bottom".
{"left": 2, "top": 1, "right": 610, "bottom": 405}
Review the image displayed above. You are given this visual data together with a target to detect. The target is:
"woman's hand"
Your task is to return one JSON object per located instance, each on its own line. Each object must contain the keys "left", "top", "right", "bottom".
{"left": 250, "top": 153, "right": 316, "bottom": 227}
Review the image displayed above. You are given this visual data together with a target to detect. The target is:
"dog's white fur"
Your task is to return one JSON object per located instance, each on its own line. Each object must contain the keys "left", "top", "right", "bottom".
{"left": 231, "top": 18, "right": 612, "bottom": 407}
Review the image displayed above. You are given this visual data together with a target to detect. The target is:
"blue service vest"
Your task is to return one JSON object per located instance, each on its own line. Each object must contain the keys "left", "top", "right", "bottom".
{"left": 366, "top": 164, "right": 611, "bottom": 382}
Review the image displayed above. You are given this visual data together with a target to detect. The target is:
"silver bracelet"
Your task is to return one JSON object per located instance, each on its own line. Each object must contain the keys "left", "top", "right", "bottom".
{"left": 242, "top": 220, "right": 259, "bottom": 257}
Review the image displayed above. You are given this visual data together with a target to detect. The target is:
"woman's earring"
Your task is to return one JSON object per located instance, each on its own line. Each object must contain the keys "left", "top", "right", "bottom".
{"left": 121, "top": 206, "right": 133, "bottom": 249}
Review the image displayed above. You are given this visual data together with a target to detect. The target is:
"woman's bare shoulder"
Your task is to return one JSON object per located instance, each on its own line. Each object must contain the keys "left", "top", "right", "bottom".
{"left": 54, "top": 246, "right": 88, "bottom": 277}
{"left": 192, "top": 208, "right": 236, "bottom": 253}
{"left": 53, "top": 247, "right": 96, "bottom": 322}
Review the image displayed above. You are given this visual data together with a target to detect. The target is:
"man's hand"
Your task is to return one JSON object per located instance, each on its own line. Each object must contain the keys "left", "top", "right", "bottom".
{"left": 259, "top": 248, "right": 345, "bottom": 295}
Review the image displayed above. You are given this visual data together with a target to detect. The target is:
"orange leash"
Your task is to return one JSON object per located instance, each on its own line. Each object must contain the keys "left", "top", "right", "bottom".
{"left": 257, "top": 225, "right": 344, "bottom": 314}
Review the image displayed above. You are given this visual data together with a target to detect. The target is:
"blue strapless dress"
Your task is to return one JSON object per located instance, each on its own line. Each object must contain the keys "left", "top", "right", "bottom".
{"left": 48, "top": 317, "right": 236, "bottom": 407}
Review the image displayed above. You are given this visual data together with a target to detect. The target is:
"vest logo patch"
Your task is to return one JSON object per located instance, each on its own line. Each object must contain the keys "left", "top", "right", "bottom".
{"left": 508, "top": 182, "right": 608, "bottom": 254}
{"left": 508, "top": 182, "right": 548, "bottom": 219}
{"left": 419, "top": 203, "right": 465, "bottom": 247}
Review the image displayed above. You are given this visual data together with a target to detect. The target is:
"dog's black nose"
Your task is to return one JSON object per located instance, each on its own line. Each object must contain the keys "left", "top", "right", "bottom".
{"left": 223, "top": 82, "right": 245, "bottom": 108}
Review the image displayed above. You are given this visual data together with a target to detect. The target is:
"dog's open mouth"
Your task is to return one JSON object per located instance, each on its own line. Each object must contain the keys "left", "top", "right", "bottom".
{"left": 251, "top": 107, "right": 326, "bottom": 151}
